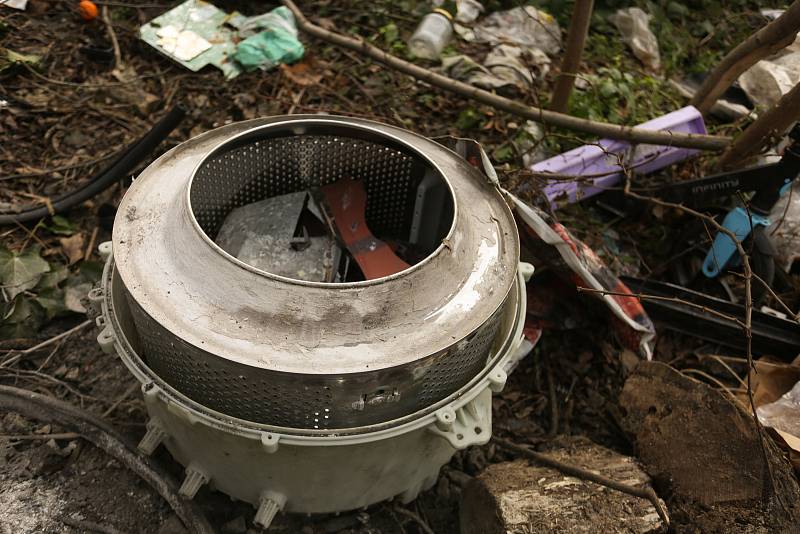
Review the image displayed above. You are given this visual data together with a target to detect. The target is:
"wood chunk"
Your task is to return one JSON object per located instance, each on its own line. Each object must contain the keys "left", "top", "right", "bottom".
{"left": 460, "top": 437, "right": 664, "bottom": 534}
{"left": 620, "top": 361, "right": 800, "bottom": 532}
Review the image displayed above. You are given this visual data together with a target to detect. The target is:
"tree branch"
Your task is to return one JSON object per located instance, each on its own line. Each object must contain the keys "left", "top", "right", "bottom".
{"left": 0, "top": 386, "right": 214, "bottom": 534}
{"left": 282, "top": 0, "right": 730, "bottom": 151}
{"left": 690, "top": 1, "right": 800, "bottom": 114}
{"left": 718, "top": 80, "right": 800, "bottom": 168}
{"left": 549, "top": 0, "right": 594, "bottom": 113}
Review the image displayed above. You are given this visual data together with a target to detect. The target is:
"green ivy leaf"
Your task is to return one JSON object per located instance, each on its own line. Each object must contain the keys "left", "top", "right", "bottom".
{"left": 0, "top": 247, "right": 50, "bottom": 300}
{"left": 36, "top": 287, "right": 68, "bottom": 319}
{"left": 44, "top": 215, "right": 77, "bottom": 236}
{"left": 0, "top": 296, "right": 44, "bottom": 339}
{"left": 378, "top": 23, "right": 399, "bottom": 46}
{"left": 36, "top": 264, "right": 69, "bottom": 290}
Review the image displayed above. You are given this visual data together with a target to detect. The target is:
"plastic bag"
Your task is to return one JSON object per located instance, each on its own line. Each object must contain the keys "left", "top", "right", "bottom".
{"left": 234, "top": 6, "right": 304, "bottom": 71}
{"left": 609, "top": 7, "right": 661, "bottom": 71}
{"left": 739, "top": 54, "right": 800, "bottom": 109}
{"left": 472, "top": 6, "right": 561, "bottom": 56}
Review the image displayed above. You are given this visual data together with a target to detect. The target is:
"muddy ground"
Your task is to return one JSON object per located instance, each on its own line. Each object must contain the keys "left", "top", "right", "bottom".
{"left": 2, "top": 0, "right": 798, "bottom": 532}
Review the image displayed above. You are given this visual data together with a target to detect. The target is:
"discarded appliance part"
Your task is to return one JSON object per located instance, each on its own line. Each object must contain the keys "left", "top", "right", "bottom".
{"left": 0, "top": 105, "right": 185, "bottom": 225}
{"left": 434, "top": 134, "right": 656, "bottom": 359}
{"left": 215, "top": 191, "right": 339, "bottom": 282}
{"left": 621, "top": 276, "right": 800, "bottom": 361}
{"left": 319, "top": 179, "right": 410, "bottom": 280}
{"left": 100, "top": 115, "right": 524, "bottom": 526}
{"left": 524, "top": 106, "right": 706, "bottom": 208}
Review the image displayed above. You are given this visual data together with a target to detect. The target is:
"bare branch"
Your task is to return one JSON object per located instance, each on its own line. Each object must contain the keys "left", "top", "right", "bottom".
{"left": 718, "top": 81, "right": 800, "bottom": 168}
{"left": 282, "top": 0, "right": 730, "bottom": 151}
{"left": 550, "top": 0, "right": 594, "bottom": 113}
{"left": 691, "top": 1, "right": 800, "bottom": 114}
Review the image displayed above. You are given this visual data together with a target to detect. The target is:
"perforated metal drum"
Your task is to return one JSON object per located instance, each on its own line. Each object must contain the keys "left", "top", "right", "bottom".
{"left": 111, "top": 115, "right": 520, "bottom": 430}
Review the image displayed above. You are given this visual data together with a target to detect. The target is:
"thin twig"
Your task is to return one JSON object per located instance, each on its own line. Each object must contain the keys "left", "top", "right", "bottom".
{"left": 2, "top": 432, "right": 80, "bottom": 441}
{"left": 1, "top": 320, "right": 93, "bottom": 368}
{"left": 730, "top": 270, "right": 800, "bottom": 321}
{"left": 102, "top": 382, "right": 140, "bottom": 418}
{"left": 575, "top": 286, "right": 747, "bottom": 328}
{"left": 0, "top": 386, "right": 213, "bottom": 533}
{"left": 102, "top": 5, "right": 124, "bottom": 69}
{"left": 620, "top": 165, "right": 778, "bottom": 502}
{"left": 493, "top": 437, "right": 670, "bottom": 528}
{"left": 61, "top": 516, "right": 129, "bottom": 534}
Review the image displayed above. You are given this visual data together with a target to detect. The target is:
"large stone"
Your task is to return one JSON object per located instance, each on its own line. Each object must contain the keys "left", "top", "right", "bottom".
{"left": 460, "top": 437, "right": 664, "bottom": 534}
{"left": 620, "top": 361, "right": 800, "bottom": 531}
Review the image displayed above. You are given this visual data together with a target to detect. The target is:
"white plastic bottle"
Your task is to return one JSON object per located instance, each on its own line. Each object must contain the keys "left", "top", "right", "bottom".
{"left": 408, "top": 8, "right": 453, "bottom": 60}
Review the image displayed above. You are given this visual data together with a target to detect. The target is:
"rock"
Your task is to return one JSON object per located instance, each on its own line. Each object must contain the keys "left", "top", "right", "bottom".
{"left": 620, "top": 361, "right": 800, "bottom": 532}
{"left": 460, "top": 437, "right": 664, "bottom": 534}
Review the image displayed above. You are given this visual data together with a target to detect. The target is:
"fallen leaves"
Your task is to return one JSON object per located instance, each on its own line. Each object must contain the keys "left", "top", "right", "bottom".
{"left": 0, "top": 246, "right": 50, "bottom": 299}
{"left": 280, "top": 61, "right": 323, "bottom": 86}
{"left": 59, "top": 234, "right": 85, "bottom": 265}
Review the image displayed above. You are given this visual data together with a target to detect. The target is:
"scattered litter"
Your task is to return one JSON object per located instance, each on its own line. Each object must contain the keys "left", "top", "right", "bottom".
{"left": 455, "top": 0, "right": 482, "bottom": 23}
{"left": 441, "top": 44, "right": 542, "bottom": 90}
{"left": 669, "top": 79, "right": 752, "bottom": 120}
{"left": 233, "top": 7, "right": 304, "bottom": 71}
{"left": 156, "top": 26, "right": 212, "bottom": 62}
{"left": 623, "top": 276, "right": 800, "bottom": 360}
{"left": 408, "top": 8, "right": 453, "bottom": 60}
{"left": 140, "top": 1, "right": 302, "bottom": 79}
{"left": 442, "top": 136, "right": 656, "bottom": 358}
{"left": 1, "top": 0, "right": 27, "bottom": 10}
{"left": 609, "top": 7, "right": 661, "bottom": 71}
{"left": 761, "top": 8, "right": 785, "bottom": 21}
{"left": 472, "top": 6, "right": 562, "bottom": 56}
{"left": 78, "top": 0, "right": 98, "bottom": 21}
{"left": 1, "top": 49, "right": 41, "bottom": 72}
{"left": 758, "top": 379, "right": 800, "bottom": 444}
{"left": 739, "top": 55, "right": 800, "bottom": 109}
{"left": 527, "top": 106, "right": 706, "bottom": 208}
{"left": 516, "top": 121, "right": 547, "bottom": 167}
{"left": 769, "top": 182, "right": 800, "bottom": 273}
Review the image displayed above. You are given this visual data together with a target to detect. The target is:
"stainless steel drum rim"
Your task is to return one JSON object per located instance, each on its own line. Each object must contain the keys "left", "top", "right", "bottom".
{"left": 112, "top": 115, "right": 520, "bottom": 429}
{"left": 186, "top": 119, "right": 459, "bottom": 288}
{"left": 95, "top": 257, "right": 526, "bottom": 440}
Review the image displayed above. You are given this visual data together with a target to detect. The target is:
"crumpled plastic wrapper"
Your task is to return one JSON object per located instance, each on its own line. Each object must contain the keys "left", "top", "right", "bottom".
{"left": 442, "top": 44, "right": 547, "bottom": 90}
{"left": 472, "top": 6, "right": 562, "bottom": 56}
{"left": 455, "top": 0, "right": 483, "bottom": 23}
{"left": 739, "top": 53, "right": 800, "bottom": 109}
{"left": 759, "top": 379, "right": 800, "bottom": 438}
{"left": 769, "top": 182, "right": 800, "bottom": 273}
{"left": 609, "top": 7, "right": 661, "bottom": 71}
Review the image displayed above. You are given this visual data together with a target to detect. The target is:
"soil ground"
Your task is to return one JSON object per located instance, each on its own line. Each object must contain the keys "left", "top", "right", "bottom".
{"left": 2, "top": 1, "right": 798, "bottom": 533}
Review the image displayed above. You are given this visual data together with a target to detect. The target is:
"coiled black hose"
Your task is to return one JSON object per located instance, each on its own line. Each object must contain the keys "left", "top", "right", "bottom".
{"left": 0, "top": 105, "right": 186, "bottom": 225}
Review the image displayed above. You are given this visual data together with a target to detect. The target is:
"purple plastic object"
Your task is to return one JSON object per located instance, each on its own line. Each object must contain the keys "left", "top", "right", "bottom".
{"left": 533, "top": 106, "right": 707, "bottom": 208}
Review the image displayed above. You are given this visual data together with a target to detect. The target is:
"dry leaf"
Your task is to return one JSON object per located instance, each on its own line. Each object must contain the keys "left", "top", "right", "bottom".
{"left": 280, "top": 62, "right": 323, "bottom": 87}
{"left": 746, "top": 356, "right": 800, "bottom": 407}
{"left": 59, "top": 233, "right": 85, "bottom": 265}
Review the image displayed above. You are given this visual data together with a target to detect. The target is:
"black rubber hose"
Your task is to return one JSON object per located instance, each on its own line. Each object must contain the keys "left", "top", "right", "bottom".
{"left": 0, "top": 105, "right": 186, "bottom": 225}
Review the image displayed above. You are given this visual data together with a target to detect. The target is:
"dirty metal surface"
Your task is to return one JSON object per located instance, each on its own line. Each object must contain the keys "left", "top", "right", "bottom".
{"left": 112, "top": 116, "right": 519, "bottom": 428}
{"left": 320, "top": 179, "right": 410, "bottom": 280}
